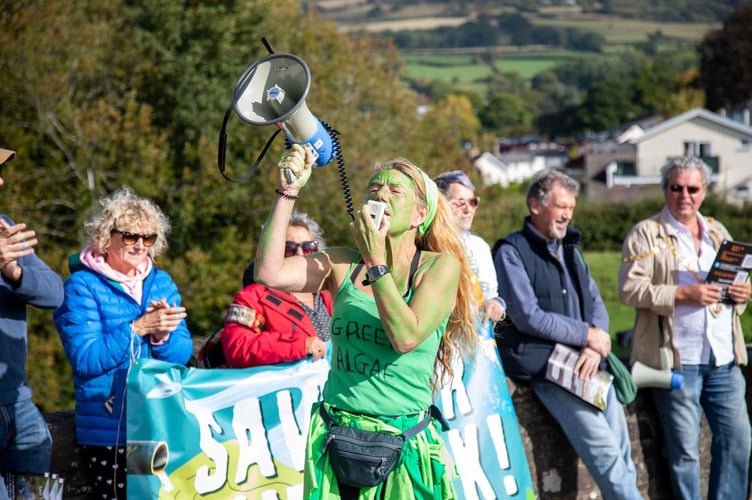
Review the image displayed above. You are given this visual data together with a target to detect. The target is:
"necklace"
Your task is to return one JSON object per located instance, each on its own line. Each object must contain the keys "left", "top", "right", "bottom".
{"left": 623, "top": 235, "right": 723, "bottom": 317}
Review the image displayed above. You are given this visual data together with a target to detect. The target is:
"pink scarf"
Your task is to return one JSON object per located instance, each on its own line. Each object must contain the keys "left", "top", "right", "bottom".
{"left": 80, "top": 246, "right": 153, "bottom": 304}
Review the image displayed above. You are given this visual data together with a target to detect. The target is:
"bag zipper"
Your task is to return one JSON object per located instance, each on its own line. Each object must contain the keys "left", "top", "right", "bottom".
{"left": 322, "top": 432, "right": 403, "bottom": 454}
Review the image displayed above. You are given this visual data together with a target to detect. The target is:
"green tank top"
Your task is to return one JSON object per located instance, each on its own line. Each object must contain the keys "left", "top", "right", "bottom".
{"left": 323, "top": 255, "right": 449, "bottom": 415}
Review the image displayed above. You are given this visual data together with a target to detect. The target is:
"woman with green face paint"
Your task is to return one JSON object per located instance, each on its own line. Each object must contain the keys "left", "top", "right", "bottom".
{"left": 255, "top": 144, "right": 480, "bottom": 500}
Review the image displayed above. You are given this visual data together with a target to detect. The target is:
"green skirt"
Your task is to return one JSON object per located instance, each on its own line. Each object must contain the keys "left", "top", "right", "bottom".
{"left": 304, "top": 403, "right": 458, "bottom": 500}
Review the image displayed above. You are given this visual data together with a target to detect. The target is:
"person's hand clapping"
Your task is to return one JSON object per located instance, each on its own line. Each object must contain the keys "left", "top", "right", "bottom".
{"left": 277, "top": 144, "right": 315, "bottom": 194}
{"left": 0, "top": 220, "right": 36, "bottom": 282}
{"left": 132, "top": 298, "right": 187, "bottom": 342}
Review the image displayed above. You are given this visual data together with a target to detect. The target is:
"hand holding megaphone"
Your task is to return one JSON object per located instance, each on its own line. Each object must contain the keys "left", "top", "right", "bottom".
{"left": 277, "top": 144, "right": 314, "bottom": 191}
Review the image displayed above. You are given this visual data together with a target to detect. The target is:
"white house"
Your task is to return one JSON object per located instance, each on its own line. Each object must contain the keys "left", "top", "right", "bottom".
{"left": 473, "top": 149, "right": 562, "bottom": 187}
{"left": 590, "top": 108, "right": 752, "bottom": 204}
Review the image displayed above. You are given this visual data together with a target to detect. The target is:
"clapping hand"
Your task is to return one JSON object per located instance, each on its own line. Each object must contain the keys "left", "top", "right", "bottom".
{"left": 0, "top": 219, "right": 36, "bottom": 282}
{"left": 133, "top": 298, "right": 187, "bottom": 341}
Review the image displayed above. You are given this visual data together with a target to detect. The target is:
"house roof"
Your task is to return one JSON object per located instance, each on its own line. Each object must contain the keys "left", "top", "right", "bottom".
{"left": 629, "top": 108, "right": 752, "bottom": 144}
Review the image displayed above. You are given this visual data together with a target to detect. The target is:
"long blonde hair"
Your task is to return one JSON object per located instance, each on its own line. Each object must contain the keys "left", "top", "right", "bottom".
{"left": 376, "top": 159, "right": 480, "bottom": 387}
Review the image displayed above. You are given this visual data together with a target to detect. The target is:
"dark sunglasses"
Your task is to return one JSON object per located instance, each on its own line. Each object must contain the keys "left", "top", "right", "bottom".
{"left": 112, "top": 229, "right": 158, "bottom": 247}
{"left": 449, "top": 197, "right": 480, "bottom": 208}
{"left": 669, "top": 184, "right": 701, "bottom": 195}
{"left": 284, "top": 240, "right": 318, "bottom": 257}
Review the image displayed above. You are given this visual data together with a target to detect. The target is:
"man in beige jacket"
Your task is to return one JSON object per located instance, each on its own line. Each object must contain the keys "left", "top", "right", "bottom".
{"left": 619, "top": 156, "right": 750, "bottom": 500}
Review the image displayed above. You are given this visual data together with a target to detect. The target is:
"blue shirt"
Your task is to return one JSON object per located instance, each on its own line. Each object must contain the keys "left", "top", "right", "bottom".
{"left": 0, "top": 215, "right": 64, "bottom": 406}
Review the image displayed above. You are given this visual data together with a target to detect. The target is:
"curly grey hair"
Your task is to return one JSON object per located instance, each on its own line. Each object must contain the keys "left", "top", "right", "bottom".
{"left": 660, "top": 156, "right": 712, "bottom": 191}
{"left": 84, "top": 187, "right": 171, "bottom": 258}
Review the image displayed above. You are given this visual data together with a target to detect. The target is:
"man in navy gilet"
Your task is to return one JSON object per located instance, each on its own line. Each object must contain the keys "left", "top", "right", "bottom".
{"left": 493, "top": 169, "right": 642, "bottom": 499}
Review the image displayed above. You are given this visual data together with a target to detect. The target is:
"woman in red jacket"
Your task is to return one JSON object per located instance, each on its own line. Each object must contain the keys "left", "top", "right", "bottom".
{"left": 221, "top": 212, "right": 333, "bottom": 367}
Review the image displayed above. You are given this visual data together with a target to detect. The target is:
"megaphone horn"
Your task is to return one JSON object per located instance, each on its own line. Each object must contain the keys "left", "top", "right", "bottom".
{"left": 631, "top": 361, "right": 685, "bottom": 390}
{"left": 232, "top": 52, "right": 334, "bottom": 170}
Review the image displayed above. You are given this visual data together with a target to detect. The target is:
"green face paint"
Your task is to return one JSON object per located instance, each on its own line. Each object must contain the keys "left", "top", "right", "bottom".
{"left": 367, "top": 169, "right": 418, "bottom": 233}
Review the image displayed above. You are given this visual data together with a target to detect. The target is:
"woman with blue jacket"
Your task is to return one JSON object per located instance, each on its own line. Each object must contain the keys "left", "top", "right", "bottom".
{"left": 54, "top": 187, "right": 192, "bottom": 499}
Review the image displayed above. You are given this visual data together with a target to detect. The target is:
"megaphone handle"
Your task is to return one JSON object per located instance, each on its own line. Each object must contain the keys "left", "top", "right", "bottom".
{"left": 284, "top": 168, "right": 297, "bottom": 184}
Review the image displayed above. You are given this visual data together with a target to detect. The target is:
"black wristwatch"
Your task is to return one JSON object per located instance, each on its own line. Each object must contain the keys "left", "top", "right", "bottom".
{"left": 363, "top": 265, "right": 389, "bottom": 286}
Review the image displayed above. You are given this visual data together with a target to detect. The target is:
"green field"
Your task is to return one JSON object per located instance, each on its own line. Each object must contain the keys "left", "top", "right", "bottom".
{"left": 401, "top": 48, "right": 594, "bottom": 93}
{"left": 585, "top": 251, "right": 636, "bottom": 354}
{"left": 389, "top": 10, "right": 718, "bottom": 93}
{"left": 528, "top": 13, "right": 719, "bottom": 45}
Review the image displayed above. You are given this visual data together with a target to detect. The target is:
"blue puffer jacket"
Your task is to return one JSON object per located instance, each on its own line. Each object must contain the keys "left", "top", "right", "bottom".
{"left": 53, "top": 257, "right": 192, "bottom": 446}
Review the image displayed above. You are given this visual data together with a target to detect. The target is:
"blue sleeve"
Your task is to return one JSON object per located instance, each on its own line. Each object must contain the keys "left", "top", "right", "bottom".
{"left": 589, "top": 275, "right": 609, "bottom": 332}
{"left": 53, "top": 275, "right": 132, "bottom": 378}
{"left": 494, "top": 243, "right": 589, "bottom": 347}
{"left": 0, "top": 250, "right": 63, "bottom": 309}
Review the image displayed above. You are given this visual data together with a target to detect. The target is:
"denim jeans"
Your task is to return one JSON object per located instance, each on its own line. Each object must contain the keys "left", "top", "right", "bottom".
{"left": 0, "top": 399, "right": 52, "bottom": 499}
{"left": 652, "top": 362, "right": 751, "bottom": 500}
{"left": 531, "top": 380, "right": 643, "bottom": 500}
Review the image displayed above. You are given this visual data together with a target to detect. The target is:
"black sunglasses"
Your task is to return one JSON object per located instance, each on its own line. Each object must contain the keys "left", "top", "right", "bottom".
{"left": 284, "top": 240, "right": 318, "bottom": 257}
{"left": 669, "top": 184, "right": 701, "bottom": 195}
{"left": 112, "top": 229, "right": 158, "bottom": 247}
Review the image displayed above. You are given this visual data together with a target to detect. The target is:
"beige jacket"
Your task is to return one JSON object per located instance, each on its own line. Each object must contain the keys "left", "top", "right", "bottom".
{"left": 618, "top": 208, "right": 747, "bottom": 370}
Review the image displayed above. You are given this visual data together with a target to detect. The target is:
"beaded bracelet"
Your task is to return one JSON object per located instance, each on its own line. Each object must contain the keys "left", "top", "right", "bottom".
{"left": 275, "top": 188, "right": 299, "bottom": 200}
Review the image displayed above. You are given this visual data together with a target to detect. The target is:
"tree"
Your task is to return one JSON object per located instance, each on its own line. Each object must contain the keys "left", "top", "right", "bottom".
{"left": 572, "top": 79, "right": 638, "bottom": 133}
{"left": 698, "top": 3, "right": 752, "bottom": 112}
{"left": 1, "top": 0, "right": 480, "bottom": 411}
{"left": 479, "top": 92, "right": 533, "bottom": 136}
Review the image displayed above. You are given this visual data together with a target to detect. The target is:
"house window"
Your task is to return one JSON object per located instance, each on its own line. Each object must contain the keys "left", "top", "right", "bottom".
{"left": 683, "top": 141, "right": 711, "bottom": 157}
{"left": 742, "top": 139, "right": 750, "bottom": 151}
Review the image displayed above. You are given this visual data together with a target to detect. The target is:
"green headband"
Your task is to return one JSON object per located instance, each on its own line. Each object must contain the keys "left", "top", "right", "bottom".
{"left": 418, "top": 168, "right": 438, "bottom": 236}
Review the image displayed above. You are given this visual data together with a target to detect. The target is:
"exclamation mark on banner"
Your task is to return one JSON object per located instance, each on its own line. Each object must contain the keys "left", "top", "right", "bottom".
{"left": 487, "top": 413, "right": 519, "bottom": 496}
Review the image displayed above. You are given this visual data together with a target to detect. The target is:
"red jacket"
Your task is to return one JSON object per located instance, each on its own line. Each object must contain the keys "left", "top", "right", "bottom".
{"left": 220, "top": 284, "right": 333, "bottom": 368}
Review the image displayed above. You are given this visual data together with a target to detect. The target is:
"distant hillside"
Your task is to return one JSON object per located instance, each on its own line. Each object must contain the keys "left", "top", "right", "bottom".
{"left": 314, "top": 0, "right": 743, "bottom": 25}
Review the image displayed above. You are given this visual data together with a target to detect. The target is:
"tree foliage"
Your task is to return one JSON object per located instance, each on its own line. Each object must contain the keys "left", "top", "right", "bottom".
{"left": 698, "top": 2, "right": 752, "bottom": 112}
{"left": 0, "top": 0, "right": 473, "bottom": 411}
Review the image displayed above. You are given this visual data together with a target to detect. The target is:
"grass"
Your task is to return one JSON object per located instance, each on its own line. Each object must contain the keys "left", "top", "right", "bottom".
{"left": 585, "top": 251, "right": 635, "bottom": 347}
{"left": 401, "top": 48, "right": 595, "bottom": 89}
{"left": 528, "top": 13, "right": 719, "bottom": 45}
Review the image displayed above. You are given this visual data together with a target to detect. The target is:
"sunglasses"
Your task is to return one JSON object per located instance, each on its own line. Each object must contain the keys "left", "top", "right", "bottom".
{"left": 284, "top": 240, "right": 318, "bottom": 257}
{"left": 112, "top": 229, "right": 158, "bottom": 247}
{"left": 669, "top": 184, "right": 701, "bottom": 195}
{"left": 449, "top": 197, "right": 480, "bottom": 208}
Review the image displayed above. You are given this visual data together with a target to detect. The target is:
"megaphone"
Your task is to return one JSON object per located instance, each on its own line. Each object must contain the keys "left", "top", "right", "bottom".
{"left": 631, "top": 361, "right": 685, "bottom": 389}
{"left": 218, "top": 50, "right": 336, "bottom": 184}
{"left": 631, "top": 348, "right": 684, "bottom": 390}
{"left": 217, "top": 39, "right": 354, "bottom": 220}
{"left": 232, "top": 52, "right": 334, "bottom": 168}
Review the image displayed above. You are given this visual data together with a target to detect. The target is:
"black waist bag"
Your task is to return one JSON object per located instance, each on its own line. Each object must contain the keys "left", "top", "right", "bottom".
{"left": 319, "top": 404, "right": 432, "bottom": 488}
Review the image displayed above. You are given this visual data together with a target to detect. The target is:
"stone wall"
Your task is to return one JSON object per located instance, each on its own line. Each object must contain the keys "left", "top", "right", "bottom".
{"left": 43, "top": 356, "right": 752, "bottom": 499}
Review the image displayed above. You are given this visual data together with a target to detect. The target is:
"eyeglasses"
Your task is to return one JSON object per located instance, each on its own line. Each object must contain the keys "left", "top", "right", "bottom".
{"left": 449, "top": 197, "right": 480, "bottom": 209}
{"left": 669, "top": 184, "right": 701, "bottom": 195}
{"left": 284, "top": 240, "right": 318, "bottom": 257}
{"left": 112, "top": 229, "right": 158, "bottom": 247}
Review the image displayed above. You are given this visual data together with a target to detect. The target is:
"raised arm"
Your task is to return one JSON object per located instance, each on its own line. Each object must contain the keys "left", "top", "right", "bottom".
{"left": 254, "top": 144, "right": 330, "bottom": 294}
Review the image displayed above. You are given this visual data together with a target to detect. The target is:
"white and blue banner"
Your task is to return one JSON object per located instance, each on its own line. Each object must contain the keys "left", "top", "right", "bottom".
{"left": 126, "top": 336, "right": 535, "bottom": 499}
